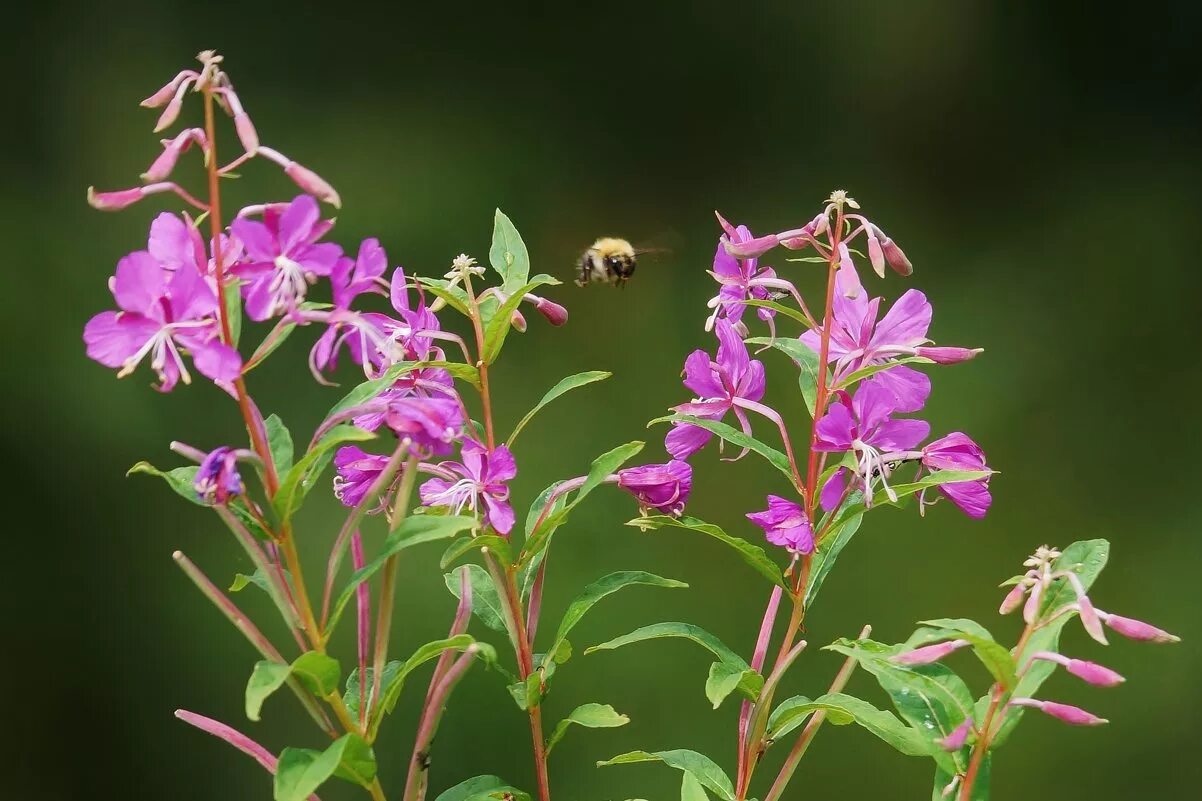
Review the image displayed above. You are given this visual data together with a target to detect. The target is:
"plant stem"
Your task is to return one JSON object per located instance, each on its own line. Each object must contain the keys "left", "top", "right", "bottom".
{"left": 763, "top": 624, "right": 870, "bottom": 801}
{"left": 402, "top": 647, "right": 480, "bottom": 801}
{"left": 460, "top": 272, "right": 496, "bottom": 449}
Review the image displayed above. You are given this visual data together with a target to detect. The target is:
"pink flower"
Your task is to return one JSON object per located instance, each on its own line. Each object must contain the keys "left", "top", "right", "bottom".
{"left": 746, "top": 495, "right": 813, "bottom": 554}
{"left": 617, "top": 461, "right": 693, "bottom": 517}
{"left": 420, "top": 440, "right": 517, "bottom": 534}
{"left": 920, "top": 432, "right": 992, "bottom": 519}
{"left": 332, "top": 446, "right": 392, "bottom": 509}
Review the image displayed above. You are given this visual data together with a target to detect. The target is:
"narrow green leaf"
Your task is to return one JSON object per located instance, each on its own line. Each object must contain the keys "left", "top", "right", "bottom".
{"left": 805, "top": 511, "right": 864, "bottom": 609}
{"left": 273, "top": 424, "right": 375, "bottom": 521}
{"left": 344, "top": 660, "right": 402, "bottom": 722}
{"left": 243, "top": 302, "right": 332, "bottom": 373}
{"left": 647, "top": 414, "right": 795, "bottom": 484}
{"left": 325, "top": 515, "right": 478, "bottom": 635}
{"left": 434, "top": 775, "right": 529, "bottom": 801}
{"left": 274, "top": 734, "right": 376, "bottom": 801}
{"left": 832, "top": 357, "right": 933, "bottom": 391}
{"left": 626, "top": 515, "right": 786, "bottom": 589}
{"left": 489, "top": 209, "right": 531, "bottom": 294}
{"left": 330, "top": 733, "right": 378, "bottom": 787}
{"left": 745, "top": 337, "right": 823, "bottom": 416}
{"left": 509, "top": 371, "right": 612, "bottom": 445}
{"left": 265, "top": 414, "right": 295, "bottom": 475}
{"left": 245, "top": 661, "right": 291, "bottom": 722}
{"left": 681, "top": 772, "right": 710, "bottom": 801}
{"left": 551, "top": 571, "right": 688, "bottom": 657}
{"left": 481, "top": 274, "right": 559, "bottom": 363}
{"left": 291, "top": 651, "right": 341, "bottom": 697}
{"left": 414, "top": 277, "right": 472, "bottom": 317}
{"left": 127, "top": 462, "right": 202, "bottom": 505}
{"left": 766, "top": 692, "right": 933, "bottom": 756}
{"left": 323, "top": 361, "right": 480, "bottom": 427}
{"left": 869, "top": 470, "right": 993, "bottom": 509}
{"left": 446, "top": 564, "right": 509, "bottom": 633}
{"left": 441, "top": 535, "right": 513, "bottom": 569}
{"left": 586, "top": 622, "right": 749, "bottom": 672}
{"left": 915, "top": 618, "right": 1017, "bottom": 690}
{"left": 545, "top": 703, "right": 630, "bottom": 754}
{"left": 598, "top": 750, "right": 734, "bottom": 801}
{"left": 377, "top": 634, "right": 477, "bottom": 717}
{"left": 223, "top": 281, "right": 242, "bottom": 347}
{"left": 705, "top": 661, "right": 762, "bottom": 710}
{"left": 733, "top": 299, "right": 813, "bottom": 327}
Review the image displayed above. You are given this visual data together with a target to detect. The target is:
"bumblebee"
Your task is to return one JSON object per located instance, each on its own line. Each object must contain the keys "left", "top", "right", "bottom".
{"left": 576, "top": 237, "right": 638, "bottom": 287}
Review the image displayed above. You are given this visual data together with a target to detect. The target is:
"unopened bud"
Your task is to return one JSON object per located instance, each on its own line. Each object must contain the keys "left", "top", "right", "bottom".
{"left": 153, "top": 80, "right": 193, "bottom": 133}
{"left": 528, "top": 294, "right": 568, "bottom": 326}
{"left": 285, "top": 162, "right": 341, "bottom": 208}
{"left": 891, "top": 638, "right": 970, "bottom": 666}
{"left": 510, "top": 308, "right": 528, "bottom": 333}
{"left": 88, "top": 186, "right": 144, "bottom": 211}
{"left": 937, "top": 717, "right": 974, "bottom": 751}
{"left": 916, "top": 346, "right": 983, "bottom": 364}
{"left": 1101, "top": 612, "right": 1180, "bottom": 644}
{"left": 1011, "top": 697, "right": 1107, "bottom": 726}
{"left": 999, "top": 582, "right": 1027, "bottom": 615}
{"left": 142, "top": 128, "right": 206, "bottom": 182}
{"left": 234, "top": 113, "right": 259, "bottom": 154}
{"left": 724, "top": 233, "right": 779, "bottom": 259}
{"left": 1023, "top": 578, "right": 1044, "bottom": 623}
{"left": 141, "top": 71, "right": 195, "bottom": 108}
{"left": 713, "top": 210, "right": 738, "bottom": 239}
{"left": 1032, "top": 652, "right": 1125, "bottom": 687}
{"left": 866, "top": 232, "right": 886, "bottom": 278}
{"left": 1076, "top": 595, "right": 1108, "bottom": 645}
{"left": 880, "top": 236, "right": 913, "bottom": 276}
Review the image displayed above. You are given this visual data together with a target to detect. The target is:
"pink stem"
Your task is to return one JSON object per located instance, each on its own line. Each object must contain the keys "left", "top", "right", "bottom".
{"left": 175, "top": 710, "right": 321, "bottom": 801}
{"left": 352, "top": 530, "right": 370, "bottom": 727}
{"left": 525, "top": 556, "right": 549, "bottom": 643}
{"left": 403, "top": 646, "right": 480, "bottom": 801}
{"left": 737, "top": 585, "right": 783, "bottom": 794}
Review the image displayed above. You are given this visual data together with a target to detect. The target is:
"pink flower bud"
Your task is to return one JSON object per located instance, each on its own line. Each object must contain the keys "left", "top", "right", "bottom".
{"left": 153, "top": 81, "right": 191, "bottom": 133}
{"left": 142, "top": 128, "right": 207, "bottom": 182}
{"left": 1076, "top": 595, "right": 1108, "bottom": 645}
{"left": 510, "top": 308, "right": 528, "bottom": 333}
{"left": 880, "top": 236, "right": 913, "bottom": 276}
{"left": 937, "top": 717, "right": 974, "bottom": 751}
{"left": 529, "top": 294, "right": 569, "bottom": 326}
{"left": 234, "top": 113, "right": 259, "bottom": 154}
{"left": 87, "top": 186, "right": 144, "bottom": 211}
{"left": 1015, "top": 698, "right": 1107, "bottom": 726}
{"left": 1032, "top": 651, "right": 1125, "bottom": 687}
{"left": 866, "top": 234, "right": 886, "bottom": 277}
{"left": 141, "top": 71, "right": 195, "bottom": 108}
{"left": 724, "top": 233, "right": 779, "bottom": 259}
{"left": 811, "top": 213, "right": 829, "bottom": 238}
{"left": 999, "top": 582, "right": 1027, "bottom": 615}
{"left": 1023, "top": 578, "right": 1043, "bottom": 623}
{"left": 892, "top": 638, "right": 970, "bottom": 666}
{"left": 916, "top": 346, "right": 983, "bottom": 364}
{"left": 714, "top": 210, "right": 738, "bottom": 239}
{"left": 284, "top": 162, "right": 341, "bottom": 208}
{"left": 1101, "top": 613, "right": 1180, "bottom": 644}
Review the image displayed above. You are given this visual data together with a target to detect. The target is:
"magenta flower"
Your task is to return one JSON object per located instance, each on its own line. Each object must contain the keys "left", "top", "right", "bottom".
{"left": 746, "top": 495, "right": 814, "bottom": 554}
{"left": 147, "top": 212, "right": 206, "bottom": 273}
{"left": 332, "top": 446, "right": 392, "bottom": 509}
{"left": 194, "top": 447, "right": 244, "bottom": 503}
{"left": 617, "top": 461, "right": 693, "bottom": 517}
{"left": 420, "top": 440, "right": 517, "bottom": 535}
{"left": 706, "top": 217, "right": 786, "bottom": 330}
{"left": 383, "top": 396, "right": 464, "bottom": 457}
{"left": 814, "top": 379, "right": 930, "bottom": 503}
{"left": 919, "top": 432, "right": 992, "bottom": 519}
{"left": 309, "top": 238, "right": 389, "bottom": 378}
{"left": 666, "top": 318, "right": 767, "bottom": 460}
{"left": 84, "top": 252, "right": 241, "bottom": 392}
{"left": 229, "top": 195, "right": 343, "bottom": 320}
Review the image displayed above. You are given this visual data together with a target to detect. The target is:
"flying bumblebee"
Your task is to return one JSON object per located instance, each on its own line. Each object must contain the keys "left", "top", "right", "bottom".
{"left": 575, "top": 237, "right": 639, "bottom": 288}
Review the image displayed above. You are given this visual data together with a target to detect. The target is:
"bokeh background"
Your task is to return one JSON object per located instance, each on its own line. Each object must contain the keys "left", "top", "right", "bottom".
{"left": 4, "top": 1, "right": 1201, "bottom": 798}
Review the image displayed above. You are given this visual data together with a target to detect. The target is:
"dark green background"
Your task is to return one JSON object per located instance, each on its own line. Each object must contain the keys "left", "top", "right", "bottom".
{"left": 5, "top": 1, "right": 1200, "bottom": 799}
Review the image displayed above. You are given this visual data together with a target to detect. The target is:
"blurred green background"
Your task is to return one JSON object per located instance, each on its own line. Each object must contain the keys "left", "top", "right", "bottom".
{"left": 4, "top": 1, "right": 1200, "bottom": 798}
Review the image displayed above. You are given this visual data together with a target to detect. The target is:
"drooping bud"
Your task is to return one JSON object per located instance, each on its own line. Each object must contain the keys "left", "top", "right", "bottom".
{"left": 891, "top": 639, "right": 970, "bottom": 666}
{"left": 194, "top": 446, "right": 244, "bottom": 504}
{"left": 1076, "top": 596, "right": 1108, "bottom": 644}
{"left": 87, "top": 186, "right": 145, "bottom": 211}
{"left": 1023, "top": 577, "right": 1044, "bottom": 623}
{"left": 937, "top": 717, "right": 974, "bottom": 751}
{"left": 916, "top": 346, "right": 983, "bottom": 364}
{"left": 866, "top": 230, "right": 886, "bottom": 277}
{"left": 880, "top": 236, "right": 913, "bottom": 276}
{"left": 1032, "top": 652, "right": 1125, "bottom": 687}
{"left": 153, "top": 79, "right": 193, "bottom": 133}
{"left": 142, "top": 128, "right": 207, "bottom": 182}
{"left": 141, "top": 71, "right": 196, "bottom": 108}
{"left": 526, "top": 293, "right": 569, "bottom": 326}
{"left": 1100, "top": 612, "right": 1180, "bottom": 644}
{"left": 222, "top": 88, "right": 259, "bottom": 154}
{"left": 713, "top": 210, "right": 738, "bottom": 239}
{"left": 999, "top": 582, "right": 1027, "bottom": 615}
{"left": 284, "top": 162, "right": 341, "bottom": 209}
{"left": 1010, "top": 697, "right": 1108, "bottom": 726}
{"left": 724, "top": 233, "right": 779, "bottom": 259}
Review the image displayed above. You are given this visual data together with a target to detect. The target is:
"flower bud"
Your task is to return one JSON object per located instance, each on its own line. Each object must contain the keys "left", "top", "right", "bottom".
{"left": 724, "top": 233, "right": 779, "bottom": 259}
{"left": 141, "top": 71, "right": 195, "bottom": 108}
{"left": 1011, "top": 698, "right": 1107, "bottom": 726}
{"left": 153, "top": 84, "right": 190, "bottom": 133}
{"left": 142, "top": 128, "right": 207, "bottom": 182}
{"left": 916, "top": 346, "right": 983, "bottom": 364}
{"left": 1032, "top": 651, "right": 1125, "bottom": 687}
{"left": 527, "top": 294, "right": 569, "bottom": 326}
{"left": 234, "top": 113, "right": 259, "bottom": 154}
{"left": 284, "top": 161, "right": 342, "bottom": 208}
{"left": 999, "top": 582, "right": 1027, "bottom": 615}
{"left": 880, "top": 236, "right": 913, "bottom": 276}
{"left": 195, "top": 446, "right": 244, "bottom": 504}
{"left": 937, "top": 717, "right": 974, "bottom": 751}
{"left": 510, "top": 308, "right": 528, "bottom": 333}
{"left": 87, "top": 186, "right": 145, "bottom": 211}
{"left": 866, "top": 232, "right": 886, "bottom": 277}
{"left": 713, "top": 210, "right": 738, "bottom": 239}
{"left": 1076, "top": 595, "right": 1108, "bottom": 644}
{"left": 1101, "top": 613, "right": 1180, "bottom": 644}
{"left": 891, "top": 639, "right": 970, "bottom": 666}
{"left": 1022, "top": 578, "right": 1043, "bottom": 623}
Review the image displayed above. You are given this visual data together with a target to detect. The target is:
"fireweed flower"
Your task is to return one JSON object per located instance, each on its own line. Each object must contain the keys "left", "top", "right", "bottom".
{"left": 382, "top": 396, "right": 464, "bottom": 457}
{"left": 420, "top": 440, "right": 517, "bottom": 535}
{"left": 84, "top": 251, "right": 241, "bottom": 391}
{"left": 332, "top": 446, "right": 393, "bottom": 509}
{"left": 616, "top": 461, "right": 693, "bottom": 517}
{"left": 229, "top": 194, "right": 343, "bottom": 320}
{"left": 746, "top": 495, "right": 814, "bottom": 554}
{"left": 814, "top": 379, "right": 930, "bottom": 504}
{"left": 309, "top": 238, "right": 390, "bottom": 379}
{"left": 705, "top": 217, "right": 788, "bottom": 334}
{"left": 194, "top": 447, "right": 244, "bottom": 503}
{"left": 665, "top": 318, "right": 767, "bottom": 460}
{"left": 918, "top": 432, "right": 993, "bottom": 518}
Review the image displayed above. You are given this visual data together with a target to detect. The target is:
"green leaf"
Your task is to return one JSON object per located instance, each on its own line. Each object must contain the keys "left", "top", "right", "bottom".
{"left": 415, "top": 277, "right": 472, "bottom": 317}
{"left": 705, "top": 661, "right": 762, "bottom": 710}
{"left": 733, "top": 299, "right": 813, "bottom": 327}
{"left": 545, "top": 703, "right": 630, "bottom": 754}
{"left": 481, "top": 274, "right": 559, "bottom": 363}
{"left": 489, "top": 209, "right": 532, "bottom": 295}
{"left": 242, "top": 302, "right": 332, "bottom": 373}
{"left": 587, "top": 622, "right": 747, "bottom": 666}
{"left": 915, "top": 618, "right": 1017, "bottom": 690}
{"left": 869, "top": 470, "right": 993, "bottom": 509}
{"left": 273, "top": 424, "right": 375, "bottom": 521}
{"left": 291, "top": 651, "right": 341, "bottom": 697}
{"left": 344, "top": 660, "right": 402, "bottom": 722}
{"left": 990, "top": 539, "right": 1110, "bottom": 748}
{"left": 377, "top": 634, "right": 477, "bottom": 717}
{"left": 681, "top": 772, "right": 710, "bottom": 801}
{"left": 245, "top": 661, "right": 292, "bottom": 722}
{"left": 127, "top": 462, "right": 202, "bottom": 505}
{"left": 933, "top": 753, "right": 990, "bottom": 800}
{"left": 323, "top": 361, "right": 480, "bottom": 426}
{"left": 766, "top": 692, "right": 932, "bottom": 756}
{"left": 446, "top": 564, "right": 509, "bottom": 633}
{"left": 274, "top": 734, "right": 377, "bottom": 801}
{"left": 326, "top": 515, "right": 478, "bottom": 635}
{"left": 265, "top": 414, "right": 295, "bottom": 475}
{"left": 626, "top": 515, "right": 787, "bottom": 589}
{"left": 223, "top": 281, "right": 242, "bottom": 347}
{"left": 434, "top": 775, "right": 529, "bottom": 801}
{"left": 598, "top": 749, "right": 734, "bottom": 801}
{"left": 522, "top": 441, "right": 645, "bottom": 562}
{"left": 647, "top": 414, "right": 795, "bottom": 484}
{"left": 745, "top": 337, "right": 823, "bottom": 416}
{"left": 832, "top": 357, "right": 933, "bottom": 391}
{"left": 551, "top": 571, "right": 688, "bottom": 658}
{"left": 441, "top": 535, "right": 513, "bottom": 569}
{"left": 804, "top": 511, "right": 864, "bottom": 609}
{"left": 508, "top": 371, "right": 612, "bottom": 445}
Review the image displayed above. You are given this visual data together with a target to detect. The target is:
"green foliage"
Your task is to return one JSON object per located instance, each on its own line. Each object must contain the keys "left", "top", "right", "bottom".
{"left": 766, "top": 692, "right": 932, "bottom": 756}
{"left": 265, "top": 414, "right": 294, "bottom": 475}
{"left": 805, "top": 510, "right": 864, "bottom": 609}
{"left": 482, "top": 275, "right": 560, "bottom": 364}
{"left": 735, "top": 299, "right": 812, "bottom": 326}
{"left": 745, "top": 336, "right": 823, "bottom": 416}
{"left": 489, "top": 209, "right": 531, "bottom": 296}
{"left": 245, "top": 651, "right": 341, "bottom": 722}
{"left": 647, "top": 414, "right": 795, "bottom": 484}
{"left": 441, "top": 535, "right": 513, "bottom": 569}
{"left": 127, "top": 461, "right": 201, "bottom": 505}
{"left": 274, "top": 734, "right": 376, "bottom": 801}
{"left": 508, "top": 370, "right": 612, "bottom": 445}
{"left": 545, "top": 703, "right": 630, "bottom": 754}
{"left": 913, "top": 618, "right": 1017, "bottom": 690}
{"left": 433, "top": 775, "right": 530, "bottom": 801}
{"left": 245, "top": 661, "right": 292, "bottom": 722}
{"left": 550, "top": 571, "right": 689, "bottom": 659}
{"left": 598, "top": 749, "right": 734, "bottom": 801}
{"left": 704, "top": 661, "right": 762, "bottom": 710}
{"left": 626, "top": 515, "right": 787, "bottom": 589}
{"left": 273, "top": 424, "right": 375, "bottom": 522}
{"left": 446, "top": 564, "right": 509, "bottom": 633}
{"left": 831, "top": 357, "right": 933, "bottom": 391}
